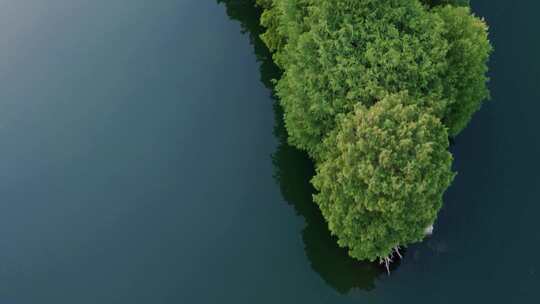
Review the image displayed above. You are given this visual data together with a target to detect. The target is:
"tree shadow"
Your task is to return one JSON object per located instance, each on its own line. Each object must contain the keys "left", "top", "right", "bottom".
{"left": 217, "top": 0, "right": 279, "bottom": 90}
{"left": 218, "top": 0, "right": 386, "bottom": 293}
{"left": 272, "top": 102, "right": 387, "bottom": 293}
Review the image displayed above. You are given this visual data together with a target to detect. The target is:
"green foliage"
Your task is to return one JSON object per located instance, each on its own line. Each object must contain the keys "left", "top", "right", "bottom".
{"left": 421, "top": 0, "right": 470, "bottom": 8}
{"left": 312, "top": 93, "right": 455, "bottom": 261}
{"left": 436, "top": 5, "right": 492, "bottom": 135}
{"left": 266, "top": 0, "right": 452, "bottom": 157}
{"left": 257, "top": 0, "right": 286, "bottom": 54}
{"left": 257, "top": 0, "right": 491, "bottom": 261}
{"left": 260, "top": 0, "right": 491, "bottom": 154}
{"left": 259, "top": 0, "right": 311, "bottom": 68}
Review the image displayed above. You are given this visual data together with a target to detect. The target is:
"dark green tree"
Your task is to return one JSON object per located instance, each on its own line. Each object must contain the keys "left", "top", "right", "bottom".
{"left": 312, "top": 92, "right": 455, "bottom": 262}
{"left": 436, "top": 5, "right": 492, "bottom": 135}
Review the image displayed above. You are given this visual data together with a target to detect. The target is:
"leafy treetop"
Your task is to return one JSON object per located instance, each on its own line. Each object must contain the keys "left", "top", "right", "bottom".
{"left": 312, "top": 92, "right": 455, "bottom": 261}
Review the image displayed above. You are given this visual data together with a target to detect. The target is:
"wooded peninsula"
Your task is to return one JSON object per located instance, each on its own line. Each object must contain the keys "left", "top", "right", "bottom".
{"left": 256, "top": 0, "right": 492, "bottom": 269}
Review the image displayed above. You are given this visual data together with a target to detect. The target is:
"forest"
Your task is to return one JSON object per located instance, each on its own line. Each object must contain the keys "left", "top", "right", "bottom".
{"left": 256, "top": 0, "right": 492, "bottom": 269}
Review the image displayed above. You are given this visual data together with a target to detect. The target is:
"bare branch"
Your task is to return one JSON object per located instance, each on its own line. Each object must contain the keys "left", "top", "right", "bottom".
{"left": 394, "top": 246, "right": 403, "bottom": 259}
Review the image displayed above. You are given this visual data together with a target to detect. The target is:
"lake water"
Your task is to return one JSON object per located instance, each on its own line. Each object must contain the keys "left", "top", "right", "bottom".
{"left": 0, "top": 0, "right": 537, "bottom": 303}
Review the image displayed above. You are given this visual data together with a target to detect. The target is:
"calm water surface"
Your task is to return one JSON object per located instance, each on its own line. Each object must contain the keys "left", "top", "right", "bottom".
{"left": 0, "top": 0, "right": 537, "bottom": 303}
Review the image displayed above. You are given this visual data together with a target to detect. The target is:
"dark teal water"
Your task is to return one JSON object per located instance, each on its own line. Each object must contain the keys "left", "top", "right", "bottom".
{"left": 0, "top": 1, "right": 537, "bottom": 303}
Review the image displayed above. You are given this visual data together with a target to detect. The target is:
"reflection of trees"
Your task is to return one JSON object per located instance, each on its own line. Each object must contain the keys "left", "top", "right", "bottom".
{"left": 216, "top": 0, "right": 280, "bottom": 89}
{"left": 218, "top": 0, "right": 383, "bottom": 293}
{"left": 272, "top": 102, "right": 383, "bottom": 293}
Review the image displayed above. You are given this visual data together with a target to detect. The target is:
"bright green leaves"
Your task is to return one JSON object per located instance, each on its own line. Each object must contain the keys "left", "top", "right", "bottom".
{"left": 313, "top": 93, "right": 456, "bottom": 261}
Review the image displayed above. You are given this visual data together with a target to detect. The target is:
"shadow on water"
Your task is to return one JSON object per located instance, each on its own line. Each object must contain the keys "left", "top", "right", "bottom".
{"left": 217, "top": 0, "right": 279, "bottom": 89}
{"left": 218, "top": 0, "right": 385, "bottom": 293}
{"left": 272, "top": 103, "right": 386, "bottom": 293}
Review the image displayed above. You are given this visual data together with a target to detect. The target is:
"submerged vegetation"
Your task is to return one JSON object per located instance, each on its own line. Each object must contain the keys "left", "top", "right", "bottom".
{"left": 257, "top": 0, "right": 492, "bottom": 265}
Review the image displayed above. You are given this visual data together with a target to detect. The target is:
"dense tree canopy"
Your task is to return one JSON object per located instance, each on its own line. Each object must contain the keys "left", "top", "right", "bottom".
{"left": 436, "top": 5, "right": 492, "bottom": 135}
{"left": 258, "top": 0, "right": 491, "bottom": 262}
{"left": 312, "top": 93, "right": 455, "bottom": 261}
{"left": 261, "top": 0, "right": 451, "bottom": 157}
